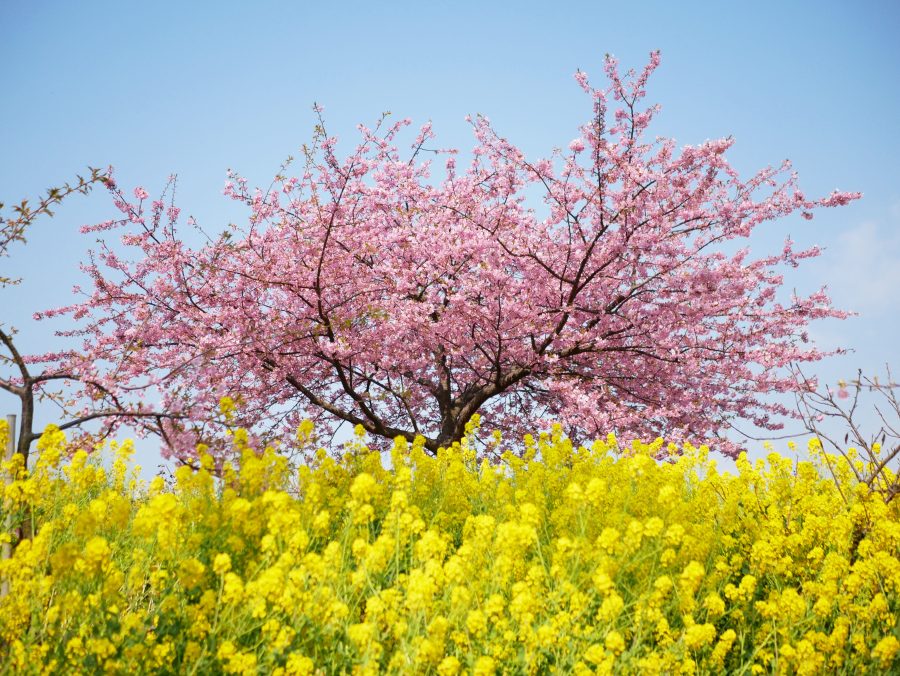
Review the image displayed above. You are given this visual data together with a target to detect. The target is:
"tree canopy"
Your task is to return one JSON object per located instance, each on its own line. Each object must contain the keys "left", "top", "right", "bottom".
{"left": 34, "top": 53, "right": 859, "bottom": 461}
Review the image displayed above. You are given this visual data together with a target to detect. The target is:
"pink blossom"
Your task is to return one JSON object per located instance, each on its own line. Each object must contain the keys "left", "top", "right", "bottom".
{"left": 573, "top": 70, "right": 591, "bottom": 93}
{"left": 36, "top": 52, "right": 859, "bottom": 461}
{"left": 134, "top": 187, "right": 149, "bottom": 200}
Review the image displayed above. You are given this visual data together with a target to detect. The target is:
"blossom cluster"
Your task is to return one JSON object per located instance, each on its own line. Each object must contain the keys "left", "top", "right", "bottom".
{"left": 1, "top": 418, "right": 898, "bottom": 674}
{"left": 36, "top": 53, "right": 860, "bottom": 460}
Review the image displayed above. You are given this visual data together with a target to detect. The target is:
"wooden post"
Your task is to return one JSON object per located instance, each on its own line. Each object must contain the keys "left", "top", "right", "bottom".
{"left": 3, "top": 414, "right": 13, "bottom": 461}
{"left": 1, "top": 414, "right": 16, "bottom": 597}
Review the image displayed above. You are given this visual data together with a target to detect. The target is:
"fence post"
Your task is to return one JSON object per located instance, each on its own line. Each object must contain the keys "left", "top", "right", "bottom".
{"left": 3, "top": 414, "right": 13, "bottom": 461}
{"left": 1, "top": 414, "right": 16, "bottom": 597}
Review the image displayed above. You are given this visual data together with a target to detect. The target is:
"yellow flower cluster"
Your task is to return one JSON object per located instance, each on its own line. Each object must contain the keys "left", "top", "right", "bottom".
{"left": 1, "top": 418, "right": 899, "bottom": 674}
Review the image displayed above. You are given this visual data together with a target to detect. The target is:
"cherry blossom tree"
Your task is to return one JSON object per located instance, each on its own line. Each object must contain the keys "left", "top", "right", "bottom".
{"left": 1, "top": 170, "right": 182, "bottom": 466}
{"left": 36, "top": 53, "right": 859, "bottom": 461}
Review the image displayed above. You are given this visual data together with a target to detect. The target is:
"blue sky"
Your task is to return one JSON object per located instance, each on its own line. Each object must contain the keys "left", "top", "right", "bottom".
{"left": 2, "top": 1, "right": 898, "bottom": 471}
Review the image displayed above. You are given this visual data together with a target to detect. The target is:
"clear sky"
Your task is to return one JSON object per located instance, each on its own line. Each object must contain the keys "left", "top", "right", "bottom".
{"left": 2, "top": 1, "right": 898, "bottom": 472}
